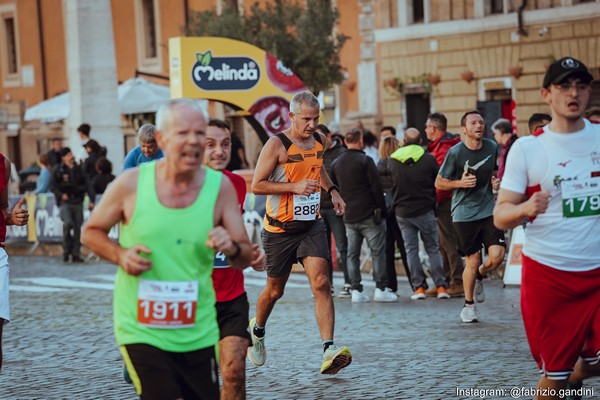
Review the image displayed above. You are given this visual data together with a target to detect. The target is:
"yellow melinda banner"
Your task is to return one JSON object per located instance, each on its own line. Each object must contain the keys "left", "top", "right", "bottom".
{"left": 169, "top": 36, "right": 308, "bottom": 141}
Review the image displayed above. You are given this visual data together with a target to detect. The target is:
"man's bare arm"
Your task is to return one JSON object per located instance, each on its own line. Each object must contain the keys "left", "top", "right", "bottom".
{"left": 493, "top": 188, "right": 550, "bottom": 230}
{"left": 82, "top": 171, "right": 152, "bottom": 275}
{"left": 435, "top": 171, "right": 476, "bottom": 191}
{"left": 211, "top": 176, "right": 252, "bottom": 270}
{"left": 251, "top": 136, "right": 318, "bottom": 196}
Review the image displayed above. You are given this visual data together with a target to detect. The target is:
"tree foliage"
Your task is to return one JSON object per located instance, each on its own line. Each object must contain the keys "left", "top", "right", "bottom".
{"left": 186, "top": 0, "right": 349, "bottom": 94}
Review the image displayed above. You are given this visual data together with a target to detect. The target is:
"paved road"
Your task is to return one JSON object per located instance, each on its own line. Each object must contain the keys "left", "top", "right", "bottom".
{"left": 0, "top": 256, "right": 597, "bottom": 399}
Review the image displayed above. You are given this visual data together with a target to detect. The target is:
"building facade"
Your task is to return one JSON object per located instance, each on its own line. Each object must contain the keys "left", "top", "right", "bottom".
{"left": 371, "top": 0, "right": 600, "bottom": 135}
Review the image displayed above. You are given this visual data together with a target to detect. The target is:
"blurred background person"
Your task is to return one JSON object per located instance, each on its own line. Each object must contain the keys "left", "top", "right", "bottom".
{"left": 316, "top": 124, "right": 350, "bottom": 297}
{"left": 82, "top": 139, "right": 104, "bottom": 210}
{"left": 527, "top": 113, "right": 551, "bottom": 135}
{"left": 50, "top": 147, "right": 86, "bottom": 263}
{"left": 122, "top": 124, "right": 163, "bottom": 171}
{"left": 46, "top": 137, "right": 64, "bottom": 168}
{"left": 32, "top": 154, "right": 51, "bottom": 194}
{"left": 377, "top": 135, "right": 410, "bottom": 294}
{"left": 491, "top": 118, "right": 518, "bottom": 182}
{"left": 90, "top": 157, "right": 115, "bottom": 199}
{"left": 226, "top": 131, "right": 249, "bottom": 171}
{"left": 585, "top": 106, "right": 600, "bottom": 123}
{"left": 362, "top": 129, "right": 379, "bottom": 163}
{"left": 425, "top": 113, "right": 464, "bottom": 297}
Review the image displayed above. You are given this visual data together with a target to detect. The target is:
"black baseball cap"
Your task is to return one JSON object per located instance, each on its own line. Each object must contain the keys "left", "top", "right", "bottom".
{"left": 543, "top": 57, "right": 593, "bottom": 88}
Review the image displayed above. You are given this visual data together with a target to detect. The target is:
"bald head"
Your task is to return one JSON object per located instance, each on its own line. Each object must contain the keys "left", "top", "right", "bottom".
{"left": 404, "top": 128, "right": 421, "bottom": 145}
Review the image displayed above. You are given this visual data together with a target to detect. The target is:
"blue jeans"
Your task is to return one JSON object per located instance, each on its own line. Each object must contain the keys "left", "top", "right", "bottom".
{"left": 345, "top": 216, "right": 387, "bottom": 291}
{"left": 321, "top": 207, "right": 349, "bottom": 285}
{"left": 396, "top": 210, "right": 446, "bottom": 290}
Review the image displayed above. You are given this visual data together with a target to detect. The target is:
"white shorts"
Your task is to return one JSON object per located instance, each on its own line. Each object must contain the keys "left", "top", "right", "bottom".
{"left": 0, "top": 248, "right": 9, "bottom": 325}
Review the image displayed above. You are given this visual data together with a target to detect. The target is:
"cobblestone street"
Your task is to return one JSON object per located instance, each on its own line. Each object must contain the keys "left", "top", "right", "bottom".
{"left": 0, "top": 256, "right": 597, "bottom": 399}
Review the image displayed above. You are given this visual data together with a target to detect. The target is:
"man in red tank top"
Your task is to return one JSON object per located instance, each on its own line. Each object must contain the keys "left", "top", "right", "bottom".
{"left": 0, "top": 153, "right": 30, "bottom": 370}
{"left": 204, "top": 118, "right": 266, "bottom": 399}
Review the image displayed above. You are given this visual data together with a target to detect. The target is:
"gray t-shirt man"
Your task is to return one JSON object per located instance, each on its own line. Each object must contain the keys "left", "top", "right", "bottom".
{"left": 439, "top": 138, "right": 497, "bottom": 222}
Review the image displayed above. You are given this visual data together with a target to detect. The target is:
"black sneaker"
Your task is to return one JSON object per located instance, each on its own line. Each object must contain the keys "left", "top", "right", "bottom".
{"left": 71, "top": 256, "right": 84, "bottom": 263}
{"left": 62, "top": 254, "right": 70, "bottom": 263}
{"left": 337, "top": 285, "right": 351, "bottom": 298}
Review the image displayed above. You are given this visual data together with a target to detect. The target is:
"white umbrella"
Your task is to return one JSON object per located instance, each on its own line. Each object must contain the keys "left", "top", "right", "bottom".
{"left": 117, "top": 77, "right": 171, "bottom": 115}
{"left": 23, "top": 92, "right": 70, "bottom": 122}
{"left": 24, "top": 78, "right": 173, "bottom": 122}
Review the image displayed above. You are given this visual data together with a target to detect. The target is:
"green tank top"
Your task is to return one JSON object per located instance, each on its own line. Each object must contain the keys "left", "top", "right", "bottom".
{"left": 114, "top": 161, "right": 221, "bottom": 352}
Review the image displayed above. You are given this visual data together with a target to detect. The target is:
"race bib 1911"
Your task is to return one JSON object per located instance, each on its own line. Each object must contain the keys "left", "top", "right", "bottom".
{"left": 138, "top": 280, "right": 198, "bottom": 328}
{"left": 293, "top": 193, "right": 320, "bottom": 221}
{"left": 561, "top": 177, "right": 600, "bottom": 218}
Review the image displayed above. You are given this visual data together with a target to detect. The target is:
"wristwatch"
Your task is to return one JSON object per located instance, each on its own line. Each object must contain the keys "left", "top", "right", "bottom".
{"left": 327, "top": 185, "right": 340, "bottom": 195}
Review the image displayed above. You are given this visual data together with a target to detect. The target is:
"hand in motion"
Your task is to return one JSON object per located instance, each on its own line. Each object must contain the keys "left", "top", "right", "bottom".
{"left": 461, "top": 171, "right": 477, "bottom": 188}
{"left": 249, "top": 244, "right": 266, "bottom": 272}
{"left": 332, "top": 190, "right": 346, "bottom": 216}
{"left": 206, "top": 226, "right": 237, "bottom": 257}
{"left": 11, "top": 198, "right": 29, "bottom": 226}
{"left": 118, "top": 244, "right": 152, "bottom": 276}
{"left": 524, "top": 191, "right": 550, "bottom": 218}
{"left": 491, "top": 176, "right": 500, "bottom": 191}
{"left": 294, "top": 179, "right": 319, "bottom": 196}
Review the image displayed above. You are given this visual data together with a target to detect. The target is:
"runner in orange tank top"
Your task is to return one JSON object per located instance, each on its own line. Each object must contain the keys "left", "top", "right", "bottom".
{"left": 247, "top": 91, "right": 353, "bottom": 375}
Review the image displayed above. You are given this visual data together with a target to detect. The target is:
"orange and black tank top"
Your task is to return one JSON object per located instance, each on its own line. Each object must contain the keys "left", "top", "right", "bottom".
{"left": 264, "top": 132, "right": 325, "bottom": 233}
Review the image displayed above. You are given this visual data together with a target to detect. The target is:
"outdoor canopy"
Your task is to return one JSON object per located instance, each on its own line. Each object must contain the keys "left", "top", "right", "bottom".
{"left": 24, "top": 77, "right": 172, "bottom": 122}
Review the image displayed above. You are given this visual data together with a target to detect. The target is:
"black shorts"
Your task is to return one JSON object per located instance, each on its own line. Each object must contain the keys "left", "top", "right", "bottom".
{"left": 216, "top": 292, "right": 251, "bottom": 342}
{"left": 121, "top": 344, "right": 219, "bottom": 400}
{"left": 453, "top": 216, "right": 506, "bottom": 257}
{"left": 262, "top": 219, "right": 330, "bottom": 278}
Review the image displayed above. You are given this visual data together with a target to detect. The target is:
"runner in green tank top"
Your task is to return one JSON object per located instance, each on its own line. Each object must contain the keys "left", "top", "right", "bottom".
{"left": 83, "top": 99, "right": 252, "bottom": 400}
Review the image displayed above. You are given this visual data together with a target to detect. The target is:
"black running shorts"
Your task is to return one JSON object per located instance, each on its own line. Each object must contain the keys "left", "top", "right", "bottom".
{"left": 452, "top": 216, "right": 506, "bottom": 257}
{"left": 262, "top": 219, "right": 330, "bottom": 278}
{"left": 121, "top": 344, "right": 219, "bottom": 400}
{"left": 216, "top": 292, "right": 251, "bottom": 342}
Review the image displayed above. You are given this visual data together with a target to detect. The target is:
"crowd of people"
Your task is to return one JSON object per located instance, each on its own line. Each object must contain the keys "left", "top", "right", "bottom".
{"left": 0, "top": 56, "right": 597, "bottom": 400}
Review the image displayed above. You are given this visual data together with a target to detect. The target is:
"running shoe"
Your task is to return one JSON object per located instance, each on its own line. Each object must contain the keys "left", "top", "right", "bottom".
{"left": 474, "top": 279, "right": 485, "bottom": 303}
{"left": 320, "top": 345, "right": 352, "bottom": 374}
{"left": 337, "top": 285, "right": 352, "bottom": 298}
{"left": 410, "top": 287, "right": 426, "bottom": 300}
{"left": 247, "top": 317, "right": 266, "bottom": 366}
{"left": 436, "top": 286, "right": 450, "bottom": 299}
{"left": 460, "top": 305, "right": 478, "bottom": 323}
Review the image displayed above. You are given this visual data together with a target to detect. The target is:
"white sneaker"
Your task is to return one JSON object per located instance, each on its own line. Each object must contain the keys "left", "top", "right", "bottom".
{"left": 247, "top": 317, "right": 266, "bottom": 366}
{"left": 474, "top": 280, "right": 485, "bottom": 303}
{"left": 374, "top": 288, "right": 398, "bottom": 302}
{"left": 351, "top": 289, "right": 369, "bottom": 303}
{"left": 460, "top": 305, "right": 478, "bottom": 323}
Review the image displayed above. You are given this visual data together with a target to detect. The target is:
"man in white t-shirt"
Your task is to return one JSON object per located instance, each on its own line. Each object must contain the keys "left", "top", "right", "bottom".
{"left": 494, "top": 57, "right": 599, "bottom": 399}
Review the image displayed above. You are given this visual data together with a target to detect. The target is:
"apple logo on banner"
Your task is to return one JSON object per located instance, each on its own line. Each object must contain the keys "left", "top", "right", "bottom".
{"left": 192, "top": 50, "right": 260, "bottom": 90}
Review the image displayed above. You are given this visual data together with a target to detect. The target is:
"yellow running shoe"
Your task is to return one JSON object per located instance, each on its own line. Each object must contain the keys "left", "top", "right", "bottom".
{"left": 247, "top": 317, "right": 266, "bottom": 366}
{"left": 320, "top": 345, "right": 352, "bottom": 374}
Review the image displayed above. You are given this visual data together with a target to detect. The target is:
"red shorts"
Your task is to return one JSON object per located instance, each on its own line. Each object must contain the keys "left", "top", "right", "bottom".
{"left": 521, "top": 255, "right": 600, "bottom": 380}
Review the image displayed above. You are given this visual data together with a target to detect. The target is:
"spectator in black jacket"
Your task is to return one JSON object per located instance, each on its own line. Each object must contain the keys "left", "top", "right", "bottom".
{"left": 46, "top": 137, "right": 64, "bottom": 168}
{"left": 51, "top": 147, "right": 86, "bottom": 263}
{"left": 82, "top": 139, "right": 105, "bottom": 210}
{"left": 377, "top": 135, "right": 410, "bottom": 293}
{"left": 90, "top": 157, "right": 115, "bottom": 200}
{"left": 330, "top": 128, "right": 397, "bottom": 303}
{"left": 389, "top": 128, "right": 447, "bottom": 300}
{"left": 317, "top": 124, "right": 350, "bottom": 298}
